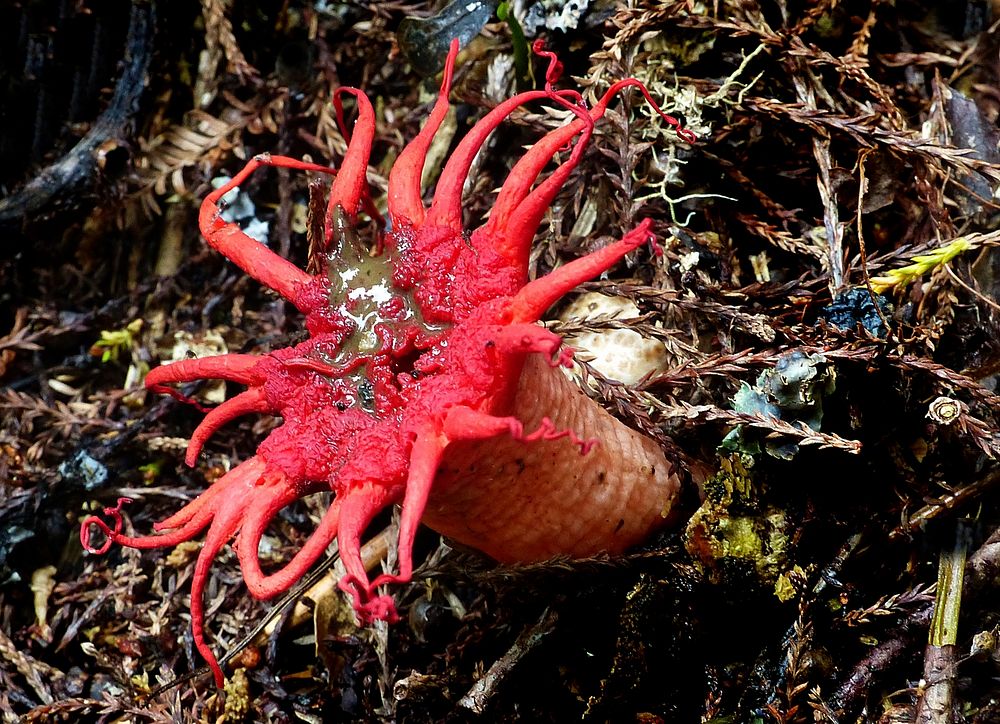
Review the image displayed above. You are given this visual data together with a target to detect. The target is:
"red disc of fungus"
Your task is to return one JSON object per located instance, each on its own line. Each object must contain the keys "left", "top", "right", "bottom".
{"left": 80, "top": 39, "right": 692, "bottom": 687}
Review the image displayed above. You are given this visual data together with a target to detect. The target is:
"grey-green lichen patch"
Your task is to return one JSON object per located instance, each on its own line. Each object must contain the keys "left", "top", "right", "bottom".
{"left": 725, "top": 350, "right": 836, "bottom": 459}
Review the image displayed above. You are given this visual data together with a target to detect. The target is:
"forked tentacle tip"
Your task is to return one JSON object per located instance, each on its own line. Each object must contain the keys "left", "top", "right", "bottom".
{"left": 553, "top": 345, "right": 575, "bottom": 368}
{"left": 337, "top": 574, "right": 402, "bottom": 625}
{"left": 532, "top": 417, "right": 598, "bottom": 456}
{"left": 356, "top": 594, "right": 401, "bottom": 625}
{"left": 631, "top": 219, "right": 662, "bottom": 256}
{"left": 627, "top": 218, "right": 657, "bottom": 249}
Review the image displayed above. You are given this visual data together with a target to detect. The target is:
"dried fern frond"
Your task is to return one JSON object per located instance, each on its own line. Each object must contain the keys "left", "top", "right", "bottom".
{"left": 132, "top": 110, "right": 239, "bottom": 215}
{"left": 201, "top": 0, "right": 256, "bottom": 79}
{"left": 129, "top": 94, "right": 286, "bottom": 217}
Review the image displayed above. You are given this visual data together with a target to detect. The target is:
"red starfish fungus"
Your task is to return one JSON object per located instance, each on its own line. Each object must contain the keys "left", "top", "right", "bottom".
{"left": 81, "top": 40, "right": 692, "bottom": 686}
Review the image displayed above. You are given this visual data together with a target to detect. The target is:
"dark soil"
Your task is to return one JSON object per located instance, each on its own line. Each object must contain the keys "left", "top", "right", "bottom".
{"left": 3, "top": 1, "right": 1000, "bottom": 722}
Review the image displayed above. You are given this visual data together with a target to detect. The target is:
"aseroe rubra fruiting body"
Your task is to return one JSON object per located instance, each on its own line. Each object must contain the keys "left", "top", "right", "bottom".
{"left": 81, "top": 41, "right": 692, "bottom": 686}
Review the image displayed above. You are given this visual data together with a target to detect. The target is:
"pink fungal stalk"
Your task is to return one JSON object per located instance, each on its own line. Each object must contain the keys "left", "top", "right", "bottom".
{"left": 81, "top": 40, "right": 692, "bottom": 687}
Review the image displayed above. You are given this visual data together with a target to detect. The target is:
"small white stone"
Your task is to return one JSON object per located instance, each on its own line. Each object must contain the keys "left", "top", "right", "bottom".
{"left": 678, "top": 251, "right": 700, "bottom": 272}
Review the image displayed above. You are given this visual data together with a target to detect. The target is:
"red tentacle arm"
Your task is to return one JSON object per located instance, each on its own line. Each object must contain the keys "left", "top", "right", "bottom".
{"left": 81, "top": 493, "right": 217, "bottom": 553}
{"left": 186, "top": 388, "right": 272, "bottom": 466}
{"left": 482, "top": 76, "right": 694, "bottom": 269}
{"left": 188, "top": 465, "right": 261, "bottom": 687}
{"left": 423, "top": 89, "right": 556, "bottom": 231}
{"left": 144, "top": 354, "right": 262, "bottom": 390}
{"left": 424, "top": 41, "right": 577, "bottom": 232}
{"left": 597, "top": 78, "right": 697, "bottom": 145}
{"left": 336, "top": 484, "right": 401, "bottom": 623}
{"left": 326, "top": 88, "right": 376, "bottom": 226}
{"left": 199, "top": 154, "right": 329, "bottom": 303}
{"left": 510, "top": 219, "right": 656, "bottom": 323}
{"left": 492, "top": 323, "right": 574, "bottom": 368}
{"left": 387, "top": 39, "right": 460, "bottom": 228}
{"left": 442, "top": 406, "right": 594, "bottom": 453}
{"left": 478, "top": 43, "right": 592, "bottom": 263}
{"left": 441, "top": 405, "right": 519, "bottom": 440}
{"left": 236, "top": 481, "right": 342, "bottom": 600}
{"left": 153, "top": 472, "right": 232, "bottom": 530}
{"left": 370, "top": 427, "right": 446, "bottom": 590}
{"left": 492, "top": 122, "right": 594, "bottom": 266}
{"left": 82, "top": 458, "right": 268, "bottom": 686}
{"left": 480, "top": 119, "right": 588, "bottom": 249}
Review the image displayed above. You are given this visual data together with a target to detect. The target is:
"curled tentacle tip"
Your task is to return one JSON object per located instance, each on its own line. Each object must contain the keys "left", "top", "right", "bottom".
{"left": 628, "top": 219, "right": 659, "bottom": 251}
{"left": 531, "top": 39, "right": 564, "bottom": 86}
{"left": 80, "top": 517, "right": 113, "bottom": 554}
{"left": 80, "top": 497, "right": 132, "bottom": 553}
{"left": 678, "top": 127, "right": 698, "bottom": 144}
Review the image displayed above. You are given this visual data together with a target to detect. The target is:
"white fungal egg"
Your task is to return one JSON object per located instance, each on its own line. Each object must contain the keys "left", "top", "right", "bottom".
{"left": 559, "top": 292, "right": 668, "bottom": 385}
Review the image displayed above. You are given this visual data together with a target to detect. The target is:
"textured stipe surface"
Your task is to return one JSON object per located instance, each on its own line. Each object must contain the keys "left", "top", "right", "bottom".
{"left": 427, "top": 354, "right": 679, "bottom": 561}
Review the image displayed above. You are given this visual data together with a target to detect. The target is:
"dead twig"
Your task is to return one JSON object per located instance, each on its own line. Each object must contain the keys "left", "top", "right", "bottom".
{"left": 457, "top": 607, "right": 559, "bottom": 715}
{"left": 828, "top": 606, "right": 933, "bottom": 715}
{"left": 914, "top": 526, "right": 968, "bottom": 723}
{"left": 672, "top": 401, "right": 863, "bottom": 454}
{"left": 0, "top": 0, "right": 154, "bottom": 224}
